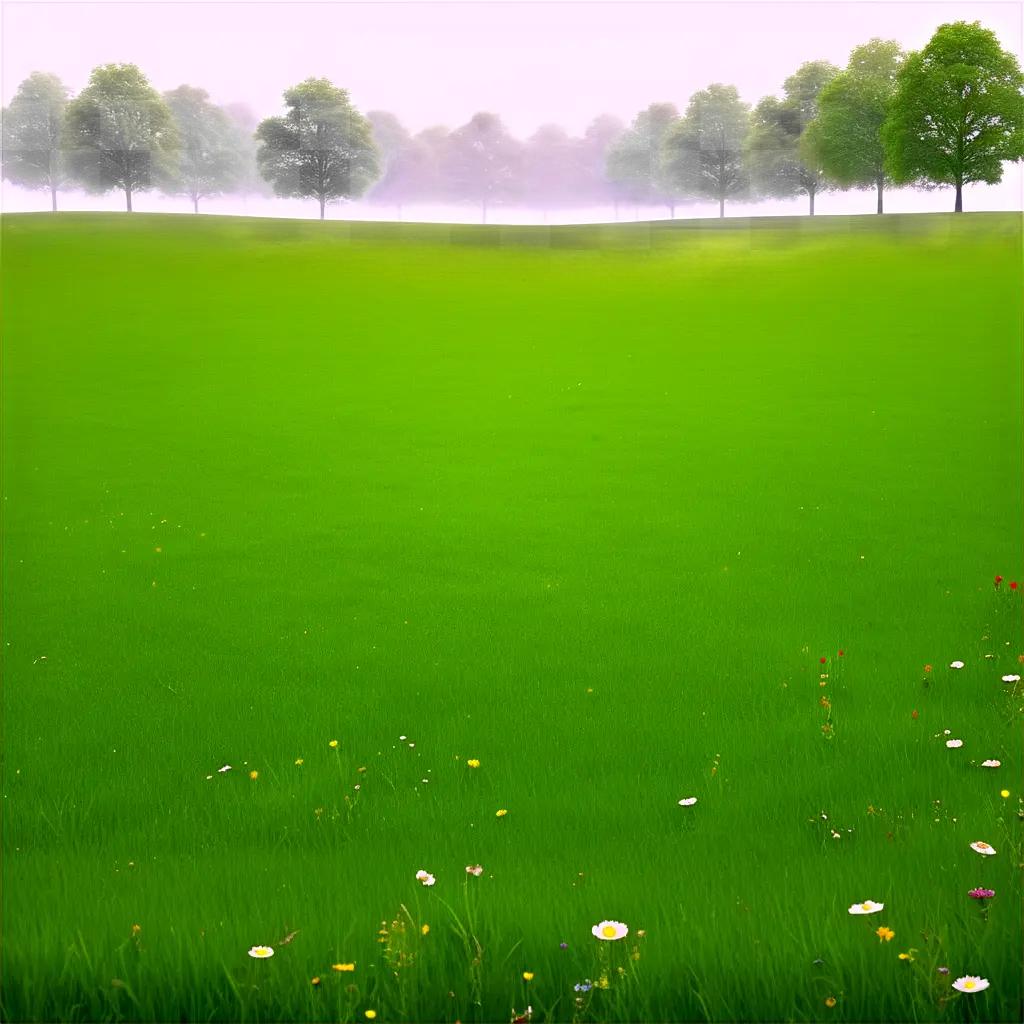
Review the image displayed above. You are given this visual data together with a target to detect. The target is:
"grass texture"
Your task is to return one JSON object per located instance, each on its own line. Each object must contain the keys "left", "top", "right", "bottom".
{"left": 1, "top": 211, "right": 1022, "bottom": 1023}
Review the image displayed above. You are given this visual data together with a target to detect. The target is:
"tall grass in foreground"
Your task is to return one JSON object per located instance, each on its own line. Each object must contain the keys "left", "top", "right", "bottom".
{"left": 1, "top": 212, "right": 1021, "bottom": 1022}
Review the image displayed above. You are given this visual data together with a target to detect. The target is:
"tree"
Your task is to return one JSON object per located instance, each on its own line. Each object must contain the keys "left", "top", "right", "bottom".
{"left": 63, "top": 64, "right": 178, "bottom": 212}
{"left": 882, "top": 21, "right": 1024, "bottom": 212}
{"left": 162, "top": 86, "right": 244, "bottom": 213}
{"left": 2, "top": 72, "right": 71, "bottom": 211}
{"left": 746, "top": 60, "right": 840, "bottom": 215}
{"left": 606, "top": 103, "right": 681, "bottom": 217}
{"left": 578, "top": 114, "right": 625, "bottom": 211}
{"left": 444, "top": 112, "right": 523, "bottom": 223}
{"left": 663, "top": 84, "right": 750, "bottom": 218}
{"left": 806, "top": 40, "right": 904, "bottom": 214}
{"left": 223, "top": 102, "right": 272, "bottom": 198}
{"left": 255, "top": 78, "right": 379, "bottom": 220}
{"left": 522, "top": 123, "right": 584, "bottom": 218}
{"left": 366, "top": 110, "right": 415, "bottom": 215}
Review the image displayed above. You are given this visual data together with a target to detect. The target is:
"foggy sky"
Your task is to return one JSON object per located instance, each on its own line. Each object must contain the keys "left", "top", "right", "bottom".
{"left": 2, "top": 0, "right": 1022, "bottom": 219}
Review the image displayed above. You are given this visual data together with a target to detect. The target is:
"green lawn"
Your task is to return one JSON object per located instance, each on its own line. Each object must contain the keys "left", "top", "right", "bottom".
{"left": 1, "top": 211, "right": 1021, "bottom": 1023}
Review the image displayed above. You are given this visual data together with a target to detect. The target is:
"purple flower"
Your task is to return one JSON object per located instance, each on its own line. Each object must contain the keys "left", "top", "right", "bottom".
{"left": 559, "top": 942, "right": 568, "bottom": 950}
{"left": 937, "top": 967, "right": 950, "bottom": 975}
{"left": 968, "top": 888, "right": 996, "bottom": 899}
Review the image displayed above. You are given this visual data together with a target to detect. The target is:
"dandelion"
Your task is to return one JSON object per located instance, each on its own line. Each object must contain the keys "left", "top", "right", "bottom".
{"left": 365, "top": 1011, "right": 377, "bottom": 1020}
{"left": 249, "top": 770, "right": 258, "bottom": 780}
{"left": 248, "top": 946, "right": 274, "bottom": 958}
{"left": 825, "top": 997, "right": 837, "bottom": 1008}
{"left": 1001, "top": 674, "right": 1020, "bottom": 683}
{"left": 332, "top": 963, "right": 356, "bottom": 972}
{"left": 311, "top": 977, "right": 321, "bottom": 986}
{"left": 677, "top": 797, "right": 698, "bottom": 806}
{"left": 968, "top": 888, "right": 995, "bottom": 899}
{"left": 467, "top": 759, "right": 480, "bottom": 768}
{"left": 876, "top": 926, "right": 895, "bottom": 942}
{"left": 421, "top": 924, "right": 430, "bottom": 936}
{"left": 496, "top": 809, "right": 507, "bottom": 817}
{"left": 898, "top": 949, "right": 917, "bottom": 962}
{"left": 1000, "top": 789, "right": 1010, "bottom": 798}
{"left": 946, "top": 739, "right": 963, "bottom": 748}
{"left": 131, "top": 924, "right": 141, "bottom": 936}
{"left": 592, "top": 920, "right": 628, "bottom": 940}
{"left": 294, "top": 758, "right": 304, "bottom": 765}
{"left": 981, "top": 759, "right": 1001, "bottom": 768}
{"left": 329, "top": 740, "right": 338, "bottom": 748}
{"left": 466, "top": 864, "right": 484, "bottom": 876}
{"left": 522, "top": 971, "right": 534, "bottom": 981}
{"left": 848, "top": 901, "right": 884, "bottom": 915}
{"left": 952, "top": 976, "right": 990, "bottom": 993}
{"left": 950, "top": 661, "right": 964, "bottom": 669}
{"left": 970, "top": 841, "right": 996, "bottom": 856}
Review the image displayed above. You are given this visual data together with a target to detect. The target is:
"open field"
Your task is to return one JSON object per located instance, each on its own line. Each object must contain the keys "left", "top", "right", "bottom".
{"left": 1, "top": 211, "right": 1022, "bottom": 1023}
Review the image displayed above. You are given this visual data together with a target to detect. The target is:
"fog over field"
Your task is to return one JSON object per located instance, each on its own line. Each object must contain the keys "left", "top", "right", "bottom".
{"left": 2, "top": 0, "right": 1022, "bottom": 220}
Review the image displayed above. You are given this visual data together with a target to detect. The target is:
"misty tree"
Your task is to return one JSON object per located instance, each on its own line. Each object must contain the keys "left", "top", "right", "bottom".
{"left": 746, "top": 61, "right": 840, "bottom": 215}
{"left": 606, "top": 103, "right": 681, "bottom": 218}
{"left": 366, "top": 110, "right": 415, "bottom": 215}
{"left": 161, "top": 86, "right": 244, "bottom": 213}
{"left": 444, "top": 112, "right": 523, "bottom": 223}
{"left": 663, "top": 84, "right": 750, "bottom": 218}
{"left": 806, "top": 40, "right": 904, "bottom": 214}
{"left": 578, "top": 114, "right": 625, "bottom": 211}
{"left": 63, "top": 64, "right": 178, "bottom": 212}
{"left": 2, "top": 72, "right": 71, "bottom": 212}
{"left": 256, "top": 78, "right": 379, "bottom": 220}
{"left": 523, "top": 124, "right": 584, "bottom": 219}
{"left": 882, "top": 21, "right": 1024, "bottom": 213}
{"left": 223, "top": 102, "right": 271, "bottom": 198}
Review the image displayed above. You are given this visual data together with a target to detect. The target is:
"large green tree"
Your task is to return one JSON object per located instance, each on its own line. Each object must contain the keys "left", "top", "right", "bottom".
{"left": 663, "top": 84, "right": 750, "bottom": 218}
{"left": 256, "top": 78, "right": 379, "bottom": 220}
{"left": 606, "top": 103, "right": 681, "bottom": 217}
{"left": 63, "top": 64, "right": 178, "bottom": 212}
{"left": 162, "top": 86, "right": 244, "bottom": 213}
{"left": 2, "top": 72, "right": 71, "bottom": 212}
{"left": 746, "top": 61, "right": 840, "bottom": 215}
{"left": 882, "top": 21, "right": 1024, "bottom": 212}
{"left": 807, "top": 39, "right": 904, "bottom": 213}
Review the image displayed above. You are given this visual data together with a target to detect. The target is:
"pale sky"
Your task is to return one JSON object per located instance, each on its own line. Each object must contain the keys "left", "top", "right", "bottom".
{"left": 2, "top": 0, "right": 1022, "bottom": 219}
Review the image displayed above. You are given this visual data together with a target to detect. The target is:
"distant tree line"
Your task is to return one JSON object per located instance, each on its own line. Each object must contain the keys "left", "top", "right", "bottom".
{"left": 3, "top": 20, "right": 1021, "bottom": 220}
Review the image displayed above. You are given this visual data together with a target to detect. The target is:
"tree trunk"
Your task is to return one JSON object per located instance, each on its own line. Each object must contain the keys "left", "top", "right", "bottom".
{"left": 193, "top": 196, "right": 199, "bottom": 214}
{"left": 125, "top": 186, "right": 133, "bottom": 212}
{"left": 719, "top": 195, "right": 725, "bottom": 219}
{"left": 319, "top": 195, "right": 326, "bottom": 221}
{"left": 668, "top": 200, "right": 675, "bottom": 219}
{"left": 613, "top": 199, "right": 620, "bottom": 221}
{"left": 954, "top": 180, "right": 963, "bottom": 213}
{"left": 876, "top": 175, "right": 884, "bottom": 215}
{"left": 808, "top": 188, "right": 815, "bottom": 216}
{"left": 51, "top": 185, "right": 58, "bottom": 212}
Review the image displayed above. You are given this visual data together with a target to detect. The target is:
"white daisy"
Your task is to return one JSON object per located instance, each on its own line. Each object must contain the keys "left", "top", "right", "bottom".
{"left": 969, "top": 841, "right": 996, "bottom": 856}
{"left": 465, "top": 864, "right": 484, "bottom": 876}
{"left": 949, "top": 661, "right": 964, "bottom": 669}
{"left": 848, "top": 901, "right": 884, "bottom": 915}
{"left": 248, "top": 946, "right": 274, "bottom": 958}
{"left": 952, "top": 976, "right": 989, "bottom": 993}
{"left": 946, "top": 739, "right": 963, "bottom": 748}
{"left": 415, "top": 870, "right": 436, "bottom": 886}
{"left": 218, "top": 765, "right": 232, "bottom": 773}
{"left": 677, "top": 797, "right": 698, "bottom": 807}
{"left": 981, "top": 759, "right": 1001, "bottom": 768}
{"left": 591, "top": 920, "right": 628, "bottom": 941}
{"left": 1001, "top": 674, "right": 1020, "bottom": 683}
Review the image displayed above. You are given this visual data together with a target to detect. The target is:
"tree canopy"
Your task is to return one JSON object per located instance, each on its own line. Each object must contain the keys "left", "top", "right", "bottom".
{"left": 255, "top": 78, "right": 379, "bottom": 219}
{"left": 606, "top": 103, "right": 681, "bottom": 216}
{"left": 882, "top": 20, "right": 1024, "bottom": 211}
{"left": 2, "top": 72, "right": 71, "bottom": 211}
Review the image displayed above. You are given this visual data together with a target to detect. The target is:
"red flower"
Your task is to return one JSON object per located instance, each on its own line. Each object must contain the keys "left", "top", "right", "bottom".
{"left": 1011, "top": 581, "right": 1019, "bottom": 591}
{"left": 820, "top": 657, "right": 827, "bottom": 664}
{"left": 838, "top": 650, "right": 845, "bottom": 657}
{"left": 924, "top": 664, "right": 932, "bottom": 673}
{"left": 912, "top": 710, "right": 919, "bottom": 719}
{"left": 995, "top": 575, "right": 1004, "bottom": 586}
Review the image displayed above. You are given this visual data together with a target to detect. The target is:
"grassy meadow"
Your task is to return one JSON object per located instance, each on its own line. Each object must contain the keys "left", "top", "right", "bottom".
{"left": 1, "top": 211, "right": 1022, "bottom": 1023}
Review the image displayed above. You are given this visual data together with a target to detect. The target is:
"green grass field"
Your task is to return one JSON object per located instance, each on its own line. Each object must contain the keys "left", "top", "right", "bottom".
{"left": 2, "top": 211, "right": 1022, "bottom": 1023}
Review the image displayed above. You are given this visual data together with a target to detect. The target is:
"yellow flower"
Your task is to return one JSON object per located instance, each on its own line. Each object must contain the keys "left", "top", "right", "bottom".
{"left": 825, "top": 996, "right": 837, "bottom": 1008}
{"left": 332, "top": 963, "right": 355, "bottom": 972}
{"left": 421, "top": 924, "right": 430, "bottom": 936}
{"left": 467, "top": 758, "right": 480, "bottom": 768}
{"left": 1000, "top": 789, "right": 1010, "bottom": 798}
{"left": 329, "top": 740, "right": 339, "bottom": 748}
{"left": 131, "top": 924, "right": 141, "bottom": 936}
{"left": 522, "top": 971, "right": 534, "bottom": 981}
{"left": 364, "top": 1012, "right": 377, "bottom": 1020}
{"left": 596, "top": 976, "right": 609, "bottom": 990}
{"left": 249, "top": 770, "right": 258, "bottom": 780}
{"left": 311, "top": 977, "right": 321, "bottom": 986}
{"left": 876, "top": 926, "right": 895, "bottom": 942}
{"left": 295, "top": 758, "right": 304, "bottom": 765}
{"left": 496, "top": 808, "right": 507, "bottom": 817}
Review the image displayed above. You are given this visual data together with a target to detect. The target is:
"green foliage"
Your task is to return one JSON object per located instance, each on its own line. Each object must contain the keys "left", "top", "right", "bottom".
{"left": 255, "top": 78, "right": 379, "bottom": 218}
{"left": 443, "top": 112, "right": 523, "bottom": 221}
{"left": 811, "top": 40, "right": 905, "bottom": 191}
{"left": 63, "top": 64, "right": 178, "bottom": 209}
{"left": 1, "top": 72, "right": 70, "bottom": 208}
{"left": 746, "top": 61, "right": 840, "bottom": 210}
{"left": 161, "top": 86, "right": 246, "bottom": 211}
{"left": 606, "top": 103, "right": 681, "bottom": 210}
{"left": 662, "top": 84, "right": 750, "bottom": 215}
{"left": 882, "top": 21, "right": 1024, "bottom": 203}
